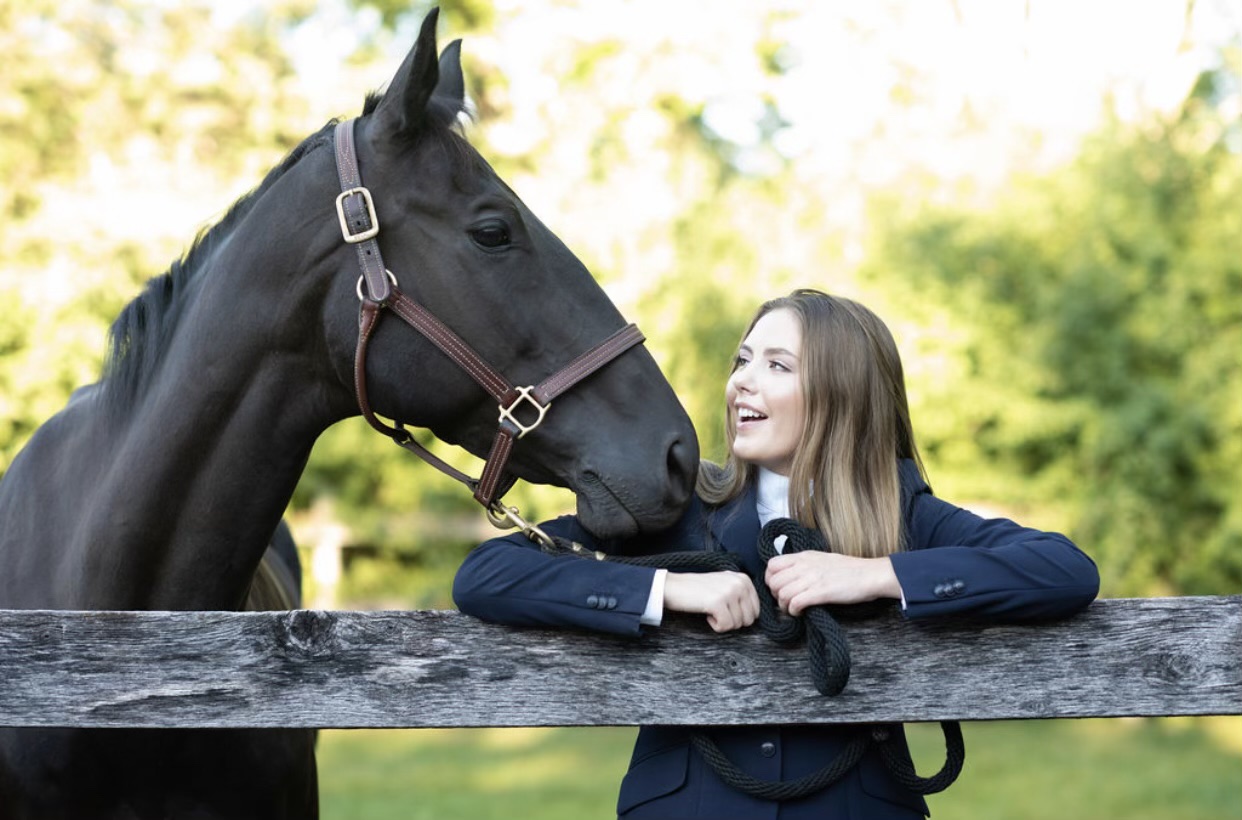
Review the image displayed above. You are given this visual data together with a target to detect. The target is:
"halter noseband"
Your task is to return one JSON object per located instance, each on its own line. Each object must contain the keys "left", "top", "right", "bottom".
{"left": 332, "top": 119, "right": 644, "bottom": 537}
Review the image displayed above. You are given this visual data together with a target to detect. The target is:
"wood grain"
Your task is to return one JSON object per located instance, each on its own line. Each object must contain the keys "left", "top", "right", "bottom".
{"left": 1, "top": 597, "right": 1237, "bottom": 728}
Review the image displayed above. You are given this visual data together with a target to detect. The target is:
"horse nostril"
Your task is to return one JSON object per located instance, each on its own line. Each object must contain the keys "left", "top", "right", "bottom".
{"left": 666, "top": 437, "right": 698, "bottom": 503}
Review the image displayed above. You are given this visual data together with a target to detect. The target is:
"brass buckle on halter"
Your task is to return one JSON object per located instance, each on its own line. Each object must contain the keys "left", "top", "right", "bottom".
{"left": 486, "top": 500, "right": 554, "bottom": 549}
{"left": 336, "top": 186, "right": 380, "bottom": 243}
{"left": 498, "top": 386, "right": 549, "bottom": 439}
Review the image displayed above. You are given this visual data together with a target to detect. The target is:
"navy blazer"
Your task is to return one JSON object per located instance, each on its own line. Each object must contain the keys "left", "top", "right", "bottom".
{"left": 453, "top": 460, "right": 1100, "bottom": 819}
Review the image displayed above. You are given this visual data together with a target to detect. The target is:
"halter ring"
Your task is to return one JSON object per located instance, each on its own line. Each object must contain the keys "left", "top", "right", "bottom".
{"left": 498, "top": 386, "right": 549, "bottom": 439}
{"left": 356, "top": 270, "right": 399, "bottom": 302}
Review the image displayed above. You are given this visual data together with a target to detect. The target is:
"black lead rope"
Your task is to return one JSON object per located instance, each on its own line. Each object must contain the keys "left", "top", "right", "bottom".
{"left": 690, "top": 730, "right": 870, "bottom": 802}
{"left": 544, "top": 517, "right": 965, "bottom": 800}
{"left": 752, "top": 518, "right": 852, "bottom": 696}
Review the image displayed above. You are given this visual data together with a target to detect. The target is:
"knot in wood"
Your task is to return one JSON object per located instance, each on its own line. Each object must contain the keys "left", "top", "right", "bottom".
{"left": 1146, "top": 650, "right": 1200, "bottom": 684}
{"left": 283, "top": 609, "right": 339, "bottom": 655}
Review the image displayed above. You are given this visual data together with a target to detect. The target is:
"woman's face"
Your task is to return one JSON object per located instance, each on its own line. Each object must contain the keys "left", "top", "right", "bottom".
{"left": 726, "top": 308, "right": 806, "bottom": 476}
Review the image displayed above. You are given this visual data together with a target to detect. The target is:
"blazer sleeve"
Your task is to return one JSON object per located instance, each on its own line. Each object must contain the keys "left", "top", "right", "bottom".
{"left": 889, "top": 493, "right": 1100, "bottom": 621}
{"left": 452, "top": 515, "right": 659, "bottom": 636}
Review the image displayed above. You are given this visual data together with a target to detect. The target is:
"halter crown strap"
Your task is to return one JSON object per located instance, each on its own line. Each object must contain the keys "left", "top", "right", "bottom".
{"left": 334, "top": 120, "right": 391, "bottom": 304}
{"left": 333, "top": 117, "right": 646, "bottom": 510}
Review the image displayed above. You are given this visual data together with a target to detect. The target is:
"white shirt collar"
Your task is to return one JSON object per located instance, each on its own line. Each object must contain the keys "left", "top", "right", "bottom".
{"left": 756, "top": 468, "right": 790, "bottom": 526}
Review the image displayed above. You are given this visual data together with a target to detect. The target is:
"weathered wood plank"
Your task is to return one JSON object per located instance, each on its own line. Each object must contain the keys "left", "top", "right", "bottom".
{"left": 0, "top": 597, "right": 1238, "bottom": 728}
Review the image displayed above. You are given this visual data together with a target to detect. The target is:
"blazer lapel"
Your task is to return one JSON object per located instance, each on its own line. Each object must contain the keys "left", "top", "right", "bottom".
{"left": 705, "top": 485, "right": 764, "bottom": 576}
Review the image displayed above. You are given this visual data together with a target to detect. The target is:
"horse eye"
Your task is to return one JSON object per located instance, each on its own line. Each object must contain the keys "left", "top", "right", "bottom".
{"left": 469, "top": 220, "right": 511, "bottom": 250}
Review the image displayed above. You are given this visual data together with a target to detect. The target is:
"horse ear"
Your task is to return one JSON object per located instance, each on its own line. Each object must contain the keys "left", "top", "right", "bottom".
{"left": 371, "top": 8, "right": 462, "bottom": 137}
{"left": 434, "top": 39, "right": 465, "bottom": 114}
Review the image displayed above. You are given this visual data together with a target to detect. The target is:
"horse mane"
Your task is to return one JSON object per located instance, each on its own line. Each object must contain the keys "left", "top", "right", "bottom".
{"left": 100, "top": 120, "right": 340, "bottom": 418}
{"left": 100, "top": 87, "right": 477, "bottom": 420}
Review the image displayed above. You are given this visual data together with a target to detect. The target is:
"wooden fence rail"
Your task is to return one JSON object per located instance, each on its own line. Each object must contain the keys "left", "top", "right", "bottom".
{"left": 1, "top": 596, "right": 1238, "bottom": 729}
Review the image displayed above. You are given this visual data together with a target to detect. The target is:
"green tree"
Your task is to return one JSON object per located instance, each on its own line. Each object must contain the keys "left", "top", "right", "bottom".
{"left": 0, "top": 0, "right": 319, "bottom": 470}
{"left": 865, "top": 58, "right": 1242, "bottom": 596}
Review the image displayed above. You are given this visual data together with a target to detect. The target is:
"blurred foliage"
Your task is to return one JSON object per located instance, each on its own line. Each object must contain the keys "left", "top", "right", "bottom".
{"left": 863, "top": 59, "right": 1242, "bottom": 596}
{"left": 0, "top": 0, "right": 319, "bottom": 473}
{"left": 1, "top": 0, "right": 1239, "bottom": 606}
{"left": 347, "top": 0, "right": 494, "bottom": 33}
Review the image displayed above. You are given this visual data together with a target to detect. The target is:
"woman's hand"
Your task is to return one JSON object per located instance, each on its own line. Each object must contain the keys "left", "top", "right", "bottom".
{"left": 764, "top": 553, "right": 902, "bottom": 616}
{"left": 663, "top": 571, "right": 759, "bottom": 633}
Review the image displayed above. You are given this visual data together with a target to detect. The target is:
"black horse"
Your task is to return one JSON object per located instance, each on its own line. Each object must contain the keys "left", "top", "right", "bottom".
{"left": 0, "top": 10, "right": 697, "bottom": 819}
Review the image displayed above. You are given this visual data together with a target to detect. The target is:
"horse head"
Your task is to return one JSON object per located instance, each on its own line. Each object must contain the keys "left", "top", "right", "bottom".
{"left": 310, "top": 10, "right": 698, "bottom": 537}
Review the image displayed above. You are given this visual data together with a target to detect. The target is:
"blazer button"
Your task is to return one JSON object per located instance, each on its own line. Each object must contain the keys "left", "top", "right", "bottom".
{"left": 760, "top": 742, "right": 776, "bottom": 758}
{"left": 606, "top": 596, "right": 618, "bottom": 609}
{"left": 933, "top": 584, "right": 947, "bottom": 597}
{"left": 952, "top": 580, "right": 965, "bottom": 593}
{"left": 586, "top": 594, "right": 599, "bottom": 608}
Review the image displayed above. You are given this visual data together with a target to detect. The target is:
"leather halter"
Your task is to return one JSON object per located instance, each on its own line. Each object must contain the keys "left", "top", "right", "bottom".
{"left": 332, "top": 118, "right": 645, "bottom": 523}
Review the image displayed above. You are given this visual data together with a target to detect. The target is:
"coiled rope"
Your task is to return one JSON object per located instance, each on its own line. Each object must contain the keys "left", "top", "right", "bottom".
{"left": 544, "top": 516, "right": 965, "bottom": 799}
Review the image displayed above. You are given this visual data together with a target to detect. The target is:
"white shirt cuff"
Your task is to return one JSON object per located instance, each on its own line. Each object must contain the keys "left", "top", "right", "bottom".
{"left": 640, "top": 569, "right": 668, "bottom": 625}
{"left": 891, "top": 558, "right": 908, "bottom": 610}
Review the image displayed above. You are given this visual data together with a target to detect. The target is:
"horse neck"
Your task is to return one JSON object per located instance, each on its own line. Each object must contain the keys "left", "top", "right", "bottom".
{"left": 77, "top": 229, "right": 344, "bottom": 610}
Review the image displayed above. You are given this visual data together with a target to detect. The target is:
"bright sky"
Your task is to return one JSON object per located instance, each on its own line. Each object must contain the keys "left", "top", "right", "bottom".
{"left": 22, "top": 0, "right": 1242, "bottom": 309}
{"left": 283, "top": 1, "right": 1240, "bottom": 151}
{"left": 82, "top": 0, "right": 1242, "bottom": 204}
{"left": 472, "top": 0, "right": 1238, "bottom": 177}
{"left": 444, "top": 0, "right": 1240, "bottom": 287}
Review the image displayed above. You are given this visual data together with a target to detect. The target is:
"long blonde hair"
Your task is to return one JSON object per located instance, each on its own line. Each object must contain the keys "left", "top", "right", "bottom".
{"left": 697, "top": 289, "right": 925, "bottom": 557}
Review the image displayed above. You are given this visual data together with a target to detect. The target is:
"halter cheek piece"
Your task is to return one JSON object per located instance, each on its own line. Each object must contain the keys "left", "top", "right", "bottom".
{"left": 332, "top": 119, "right": 644, "bottom": 539}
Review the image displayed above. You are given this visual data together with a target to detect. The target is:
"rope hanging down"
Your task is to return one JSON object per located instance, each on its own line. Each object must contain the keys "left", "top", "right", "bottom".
{"left": 544, "top": 516, "right": 965, "bottom": 799}
{"left": 753, "top": 518, "right": 852, "bottom": 696}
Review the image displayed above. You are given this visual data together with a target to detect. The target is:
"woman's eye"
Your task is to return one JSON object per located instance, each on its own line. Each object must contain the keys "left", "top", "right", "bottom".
{"left": 469, "top": 221, "right": 511, "bottom": 249}
{"left": 733, "top": 355, "right": 750, "bottom": 371}
{"left": 770, "top": 360, "right": 789, "bottom": 372}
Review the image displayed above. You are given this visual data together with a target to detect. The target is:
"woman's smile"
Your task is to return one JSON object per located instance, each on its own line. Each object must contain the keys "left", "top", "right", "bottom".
{"left": 736, "top": 405, "right": 768, "bottom": 424}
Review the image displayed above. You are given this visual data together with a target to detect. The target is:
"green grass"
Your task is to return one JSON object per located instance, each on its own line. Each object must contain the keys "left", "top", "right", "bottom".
{"left": 318, "top": 726, "right": 634, "bottom": 820}
{"left": 911, "top": 718, "right": 1242, "bottom": 820}
{"left": 318, "top": 718, "right": 1242, "bottom": 819}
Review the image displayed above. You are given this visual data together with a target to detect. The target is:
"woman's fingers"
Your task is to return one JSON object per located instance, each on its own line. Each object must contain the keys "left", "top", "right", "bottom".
{"left": 666, "top": 571, "right": 759, "bottom": 632}
{"left": 765, "top": 553, "right": 900, "bottom": 614}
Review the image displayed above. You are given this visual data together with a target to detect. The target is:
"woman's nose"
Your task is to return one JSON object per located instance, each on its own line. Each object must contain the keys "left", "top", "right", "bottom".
{"left": 729, "top": 367, "right": 753, "bottom": 394}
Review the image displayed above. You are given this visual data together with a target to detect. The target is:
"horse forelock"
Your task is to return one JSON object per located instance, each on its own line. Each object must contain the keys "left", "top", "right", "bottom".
{"left": 362, "top": 88, "right": 481, "bottom": 173}
{"left": 99, "top": 121, "right": 339, "bottom": 419}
